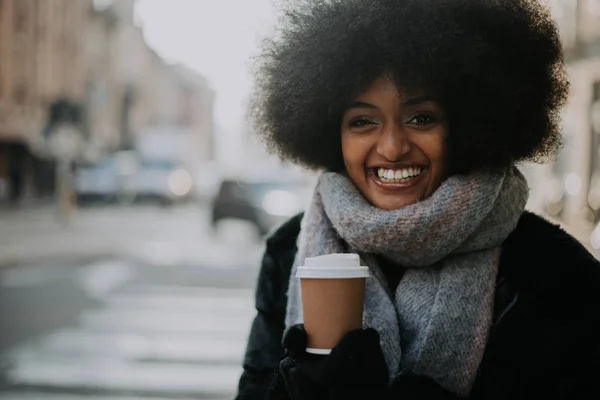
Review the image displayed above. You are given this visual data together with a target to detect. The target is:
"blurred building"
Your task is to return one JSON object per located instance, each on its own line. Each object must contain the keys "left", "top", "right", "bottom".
{"left": 0, "top": 0, "right": 215, "bottom": 205}
{"left": 527, "top": 0, "right": 600, "bottom": 247}
{"left": 0, "top": 0, "right": 91, "bottom": 204}
{"left": 84, "top": 1, "right": 122, "bottom": 155}
{"left": 111, "top": 0, "right": 215, "bottom": 175}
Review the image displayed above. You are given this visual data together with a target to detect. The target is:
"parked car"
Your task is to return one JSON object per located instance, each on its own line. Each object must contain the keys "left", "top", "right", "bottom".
{"left": 211, "top": 178, "right": 312, "bottom": 236}
{"left": 74, "top": 154, "right": 129, "bottom": 204}
{"left": 75, "top": 154, "right": 193, "bottom": 206}
{"left": 135, "top": 159, "right": 193, "bottom": 205}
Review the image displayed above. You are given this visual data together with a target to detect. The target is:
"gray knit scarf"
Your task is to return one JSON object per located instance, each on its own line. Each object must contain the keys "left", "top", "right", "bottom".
{"left": 285, "top": 167, "right": 529, "bottom": 397}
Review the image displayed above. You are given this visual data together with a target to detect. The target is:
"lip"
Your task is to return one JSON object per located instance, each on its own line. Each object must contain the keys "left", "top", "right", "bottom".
{"left": 368, "top": 167, "right": 427, "bottom": 191}
{"left": 368, "top": 163, "right": 428, "bottom": 169}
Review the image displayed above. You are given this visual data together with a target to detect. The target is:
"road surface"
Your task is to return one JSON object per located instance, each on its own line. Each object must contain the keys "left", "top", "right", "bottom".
{"left": 0, "top": 257, "right": 260, "bottom": 399}
{"left": 0, "top": 203, "right": 266, "bottom": 399}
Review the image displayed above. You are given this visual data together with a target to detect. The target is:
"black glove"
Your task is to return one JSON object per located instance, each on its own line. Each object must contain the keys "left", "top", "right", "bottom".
{"left": 279, "top": 324, "right": 389, "bottom": 400}
{"left": 387, "top": 372, "right": 458, "bottom": 400}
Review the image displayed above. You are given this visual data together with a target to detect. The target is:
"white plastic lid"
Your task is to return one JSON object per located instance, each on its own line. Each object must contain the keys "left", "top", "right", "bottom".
{"left": 304, "top": 253, "right": 361, "bottom": 268}
{"left": 296, "top": 254, "right": 369, "bottom": 279}
{"left": 296, "top": 266, "right": 370, "bottom": 279}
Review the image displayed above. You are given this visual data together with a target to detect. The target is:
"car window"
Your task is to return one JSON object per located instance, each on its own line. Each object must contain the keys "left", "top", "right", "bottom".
{"left": 247, "top": 182, "right": 308, "bottom": 200}
{"left": 218, "top": 180, "right": 310, "bottom": 202}
{"left": 219, "top": 181, "right": 247, "bottom": 199}
{"left": 78, "top": 157, "right": 117, "bottom": 172}
{"left": 141, "top": 161, "right": 177, "bottom": 170}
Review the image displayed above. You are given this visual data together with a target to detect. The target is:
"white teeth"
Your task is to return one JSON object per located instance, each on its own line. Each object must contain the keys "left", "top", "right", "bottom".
{"left": 376, "top": 167, "right": 422, "bottom": 181}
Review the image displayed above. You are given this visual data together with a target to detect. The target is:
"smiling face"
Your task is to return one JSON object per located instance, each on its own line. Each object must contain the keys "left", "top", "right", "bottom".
{"left": 341, "top": 76, "right": 448, "bottom": 210}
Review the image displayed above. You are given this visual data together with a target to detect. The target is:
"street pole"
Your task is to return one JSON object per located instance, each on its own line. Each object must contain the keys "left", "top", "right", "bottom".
{"left": 47, "top": 123, "right": 83, "bottom": 226}
{"left": 55, "top": 157, "right": 74, "bottom": 225}
{"left": 26, "top": 99, "right": 98, "bottom": 226}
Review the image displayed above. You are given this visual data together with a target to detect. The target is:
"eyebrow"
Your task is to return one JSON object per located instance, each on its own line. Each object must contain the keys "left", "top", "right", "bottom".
{"left": 347, "top": 101, "right": 378, "bottom": 110}
{"left": 346, "top": 96, "right": 438, "bottom": 110}
{"left": 403, "top": 95, "right": 438, "bottom": 106}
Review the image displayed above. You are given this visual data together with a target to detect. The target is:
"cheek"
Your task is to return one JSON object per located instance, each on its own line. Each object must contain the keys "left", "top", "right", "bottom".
{"left": 341, "top": 135, "right": 370, "bottom": 169}
{"left": 429, "top": 141, "right": 446, "bottom": 164}
{"left": 418, "top": 130, "right": 447, "bottom": 165}
{"left": 416, "top": 130, "right": 448, "bottom": 190}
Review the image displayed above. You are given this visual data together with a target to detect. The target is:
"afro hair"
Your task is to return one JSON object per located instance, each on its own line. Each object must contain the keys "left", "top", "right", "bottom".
{"left": 249, "top": 0, "right": 569, "bottom": 175}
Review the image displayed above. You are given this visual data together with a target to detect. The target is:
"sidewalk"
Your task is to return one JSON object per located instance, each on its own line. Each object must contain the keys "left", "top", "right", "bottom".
{"left": 1, "top": 205, "right": 596, "bottom": 269}
{"left": 0, "top": 204, "right": 264, "bottom": 269}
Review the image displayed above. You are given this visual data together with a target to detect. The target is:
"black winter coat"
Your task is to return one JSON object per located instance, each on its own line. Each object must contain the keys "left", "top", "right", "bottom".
{"left": 235, "top": 211, "right": 600, "bottom": 399}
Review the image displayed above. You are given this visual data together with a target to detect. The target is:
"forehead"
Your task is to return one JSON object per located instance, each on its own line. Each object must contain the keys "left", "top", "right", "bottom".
{"left": 355, "top": 76, "right": 429, "bottom": 101}
{"left": 356, "top": 76, "right": 398, "bottom": 96}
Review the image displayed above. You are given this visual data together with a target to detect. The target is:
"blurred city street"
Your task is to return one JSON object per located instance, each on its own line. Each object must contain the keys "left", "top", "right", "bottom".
{"left": 0, "top": 0, "right": 599, "bottom": 399}
{"left": 0, "top": 202, "right": 263, "bottom": 269}
{"left": 0, "top": 203, "right": 264, "bottom": 399}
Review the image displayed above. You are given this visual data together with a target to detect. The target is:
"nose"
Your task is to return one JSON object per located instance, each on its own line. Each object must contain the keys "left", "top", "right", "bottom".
{"left": 375, "top": 123, "right": 411, "bottom": 161}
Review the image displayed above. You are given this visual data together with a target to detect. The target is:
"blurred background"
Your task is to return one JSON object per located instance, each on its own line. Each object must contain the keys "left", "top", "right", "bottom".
{"left": 0, "top": 0, "right": 598, "bottom": 399}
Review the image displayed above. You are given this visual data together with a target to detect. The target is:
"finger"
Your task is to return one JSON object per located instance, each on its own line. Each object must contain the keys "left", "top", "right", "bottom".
{"left": 279, "top": 357, "right": 296, "bottom": 376}
{"left": 282, "top": 324, "right": 308, "bottom": 357}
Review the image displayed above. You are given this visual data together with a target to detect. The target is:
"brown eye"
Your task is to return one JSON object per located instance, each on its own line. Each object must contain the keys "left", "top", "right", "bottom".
{"left": 349, "top": 118, "right": 376, "bottom": 128}
{"left": 407, "top": 113, "right": 436, "bottom": 126}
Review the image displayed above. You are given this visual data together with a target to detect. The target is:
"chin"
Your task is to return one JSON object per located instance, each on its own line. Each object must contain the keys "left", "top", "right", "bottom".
{"left": 363, "top": 179, "right": 429, "bottom": 211}
{"left": 369, "top": 195, "right": 422, "bottom": 211}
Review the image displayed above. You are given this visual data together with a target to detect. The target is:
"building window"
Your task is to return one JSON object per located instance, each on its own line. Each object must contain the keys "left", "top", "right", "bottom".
{"left": 94, "top": 0, "right": 113, "bottom": 11}
{"left": 14, "top": 4, "right": 27, "bottom": 33}
{"left": 14, "top": 84, "right": 27, "bottom": 104}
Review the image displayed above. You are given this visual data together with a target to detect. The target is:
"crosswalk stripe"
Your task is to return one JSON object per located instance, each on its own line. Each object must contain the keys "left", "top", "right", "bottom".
{"left": 0, "top": 393, "right": 229, "bottom": 400}
{"left": 105, "top": 292, "right": 255, "bottom": 313}
{"left": 0, "top": 280, "right": 256, "bottom": 398}
{"left": 6, "top": 358, "right": 242, "bottom": 397}
{"left": 116, "top": 284, "right": 254, "bottom": 298}
{"left": 10, "top": 328, "right": 247, "bottom": 364}
{"left": 80, "top": 308, "right": 254, "bottom": 337}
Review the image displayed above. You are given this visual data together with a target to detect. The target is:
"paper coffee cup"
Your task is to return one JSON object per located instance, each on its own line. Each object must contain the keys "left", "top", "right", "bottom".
{"left": 296, "top": 253, "right": 369, "bottom": 354}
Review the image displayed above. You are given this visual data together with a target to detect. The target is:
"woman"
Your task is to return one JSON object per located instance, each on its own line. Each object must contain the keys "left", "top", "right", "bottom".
{"left": 235, "top": 0, "right": 600, "bottom": 399}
